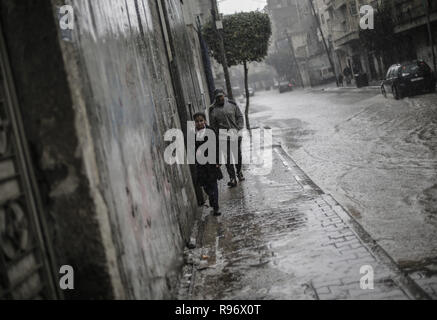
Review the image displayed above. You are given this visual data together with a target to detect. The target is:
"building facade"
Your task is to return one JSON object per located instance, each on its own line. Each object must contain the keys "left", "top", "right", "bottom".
{"left": 181, "top": 0, "right": 215, "bottom": 108}
{"left": 393, "top": 0, "right": 437, "bottom": 71}
{"left": 316, "top": 0, "right": 436, "bottom": 81}
{"left": 267, "top": 0, "right": 336, "bottom": 87}
{"left": 267, "top": 0, "right": 436, "bottom": 85}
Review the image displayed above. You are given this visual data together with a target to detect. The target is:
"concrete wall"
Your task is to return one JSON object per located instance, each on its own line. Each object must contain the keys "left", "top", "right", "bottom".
{"left": 0, "top": 0, "right": 203, "bottom": 299}
{"left": 182, "top": 0, "right": 212, "bottom": 109}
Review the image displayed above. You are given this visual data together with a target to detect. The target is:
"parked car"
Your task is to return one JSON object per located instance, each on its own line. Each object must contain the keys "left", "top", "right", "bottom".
{"left": 381, "top": 60, "right": 436, "bottom": 99}
{"left": 248, "top": 87, "right": 255, "bottom": 97}
{"left": 279, "top": 81, "right": 293, "bottom": 93}
{"left": 273, "top": 81, "right": 281, "bottom": 89}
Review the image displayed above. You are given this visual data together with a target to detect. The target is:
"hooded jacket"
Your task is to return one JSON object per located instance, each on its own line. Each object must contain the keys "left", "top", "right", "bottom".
{"left": 194, "top": 125, "right": 223, "bottom": 186}
{"left": 209, "top": 98, "right": 245, "bottom": 132}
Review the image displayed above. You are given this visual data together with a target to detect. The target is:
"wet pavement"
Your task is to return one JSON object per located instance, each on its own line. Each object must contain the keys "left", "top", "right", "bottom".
{"left": 178, "top": 142, "right": 430, "bottom": 300}
{"left": 247, "top": 88, "right": 437, "bottom": 298}
{"left": 177, "top": 87, "right": 437, "bottom": 300}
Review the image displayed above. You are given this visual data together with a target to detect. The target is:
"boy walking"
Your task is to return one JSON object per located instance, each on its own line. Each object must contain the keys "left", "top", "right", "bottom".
{"left": 194, "top": 112, "right": 222, "bottom": 216}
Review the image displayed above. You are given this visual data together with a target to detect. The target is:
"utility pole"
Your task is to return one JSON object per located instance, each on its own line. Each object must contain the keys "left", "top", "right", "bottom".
{"left": 210, "top": 0, "right": 233, "bottom": 99}
{"left": 423, "top": 0, "right": 436, "bottom": 73}
{"left": 308, "top": 0, "right": 339, "bottom": 86}
{"left": 284, "top": 31, "right": 305, "bottom": 88}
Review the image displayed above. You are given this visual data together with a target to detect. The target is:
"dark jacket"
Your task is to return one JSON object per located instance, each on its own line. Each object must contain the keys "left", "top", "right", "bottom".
{"left": 195, "top": 125, "right": 222, "bottom": 187}
{"left": 209, "top": 98, "right": 245, "bottom": 132}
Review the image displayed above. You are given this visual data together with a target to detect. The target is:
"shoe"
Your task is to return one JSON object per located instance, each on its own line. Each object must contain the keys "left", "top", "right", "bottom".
{"left": 227, "top": 179, "right": 237, "bottom": 188}
{"left": 213, "top": 209, "right": 222, "bottom": 216}
{"left": 237, "top": 172, "right": 245, "bottom": 182}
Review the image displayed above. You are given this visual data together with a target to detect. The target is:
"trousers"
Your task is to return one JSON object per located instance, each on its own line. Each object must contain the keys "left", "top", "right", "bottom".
{"left": 222, "top": 136, "right": 242, "bottom": 180}
{"left": 203, "top": 181, "right": 219, "bottom": 210}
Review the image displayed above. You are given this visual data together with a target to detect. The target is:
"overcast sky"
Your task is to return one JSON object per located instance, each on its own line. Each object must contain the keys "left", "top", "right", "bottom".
{"left": 218, "top": 0, "right": 267, "bottom": 15}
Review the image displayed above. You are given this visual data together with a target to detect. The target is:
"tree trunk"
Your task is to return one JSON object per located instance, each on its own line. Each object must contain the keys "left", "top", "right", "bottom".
{"left": 244, "top": 61, "right": 250, "bottom": 130}
{"left": 218, "top": 27, "right": 233, "bottom": 100}
{"left": 223, "top": 57, "right": 233, "bottom": 100}
{"left": 210, "top": 0, "right": 233, "bottom": 100}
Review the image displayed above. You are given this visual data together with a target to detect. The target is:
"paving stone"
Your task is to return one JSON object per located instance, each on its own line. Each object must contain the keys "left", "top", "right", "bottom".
{"left": 335, "top": 239, "right": 361, "bottom": 249}
{"left": 339, "top": 245, "right": 368, "bottom": 255}
{"left": 315, "top": 286, "right": 331, "bottom": 294}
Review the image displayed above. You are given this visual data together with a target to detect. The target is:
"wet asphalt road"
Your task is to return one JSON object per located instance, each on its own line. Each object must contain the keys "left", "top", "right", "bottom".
{"left": 249, "top": 88, "right": 437, "bottom": 267}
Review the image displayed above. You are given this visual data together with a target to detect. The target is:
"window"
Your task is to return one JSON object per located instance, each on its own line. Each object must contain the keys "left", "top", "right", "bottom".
{"left": 386, "top": 67, "right": 393, "bottom": 79}
{"left": 349, "top": 0, "right": 358, "bottom": 16}
{"left": 402, "top": 61, "right": 431, "bottom": 74}
{"left": 402, "top": 63, "right": 419, "bottom": 74}
{"left": 389, "top": 66, "right": 401, "bottom": 78}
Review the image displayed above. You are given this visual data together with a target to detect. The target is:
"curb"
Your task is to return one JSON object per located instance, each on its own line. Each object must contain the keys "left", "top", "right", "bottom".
{"left": 316, "top": 86, "right": 381, "bottom": 93}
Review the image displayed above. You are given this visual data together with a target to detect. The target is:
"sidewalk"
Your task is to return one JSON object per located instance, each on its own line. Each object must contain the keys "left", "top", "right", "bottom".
{"left": 306, "top": 80, "right": 381, "bottom": 93}
{"left": 178, "top": 142, "right": 430, "bottom": 300}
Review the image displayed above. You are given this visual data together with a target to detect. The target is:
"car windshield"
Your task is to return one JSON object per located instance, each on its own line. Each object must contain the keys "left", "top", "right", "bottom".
{"left": 401, "top": 62, "right": 430, "bottom": 74}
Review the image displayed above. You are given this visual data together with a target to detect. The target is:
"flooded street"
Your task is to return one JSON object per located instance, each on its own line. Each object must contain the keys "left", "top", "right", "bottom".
{"left": 249, "top": 88, "right": 437, "bottom": 266}
{"left": 178, "top": 88, "right": 437, "bottom": 300}
{"left": 179, "top": 143, "right": 423, "bottom": 300}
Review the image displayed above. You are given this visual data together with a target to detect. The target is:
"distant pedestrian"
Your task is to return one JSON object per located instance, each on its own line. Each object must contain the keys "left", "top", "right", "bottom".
{"left": 194, "top": 112, "right": 223, "bottom": 216}
{"left": 209, "top": 89, "right": 245, "bottom": 188}
{"left": 343, "top": 66, "right": 352, "bottom": 85}
{"left": 338, "top": 74, "right": 344, "bottom": 87}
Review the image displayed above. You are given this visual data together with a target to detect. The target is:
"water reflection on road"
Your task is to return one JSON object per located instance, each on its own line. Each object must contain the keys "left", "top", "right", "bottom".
{"left": 249, "top": 89, "right": 437, "bottom": 265}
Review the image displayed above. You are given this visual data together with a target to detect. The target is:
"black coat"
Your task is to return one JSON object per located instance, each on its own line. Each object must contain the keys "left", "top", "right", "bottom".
{"left": 195, "top": 125, "right": 222, "bottom": 186}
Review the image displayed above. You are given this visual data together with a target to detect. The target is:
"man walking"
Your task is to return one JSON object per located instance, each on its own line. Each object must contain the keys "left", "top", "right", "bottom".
{"left": 209, "top": 89, "right": 245, "bottom": 188}
{"left": 338, "top": 74, "right": 344, "bottom": 87}
{"left": 343, "top": 66, "right": 352, "bottom": 85}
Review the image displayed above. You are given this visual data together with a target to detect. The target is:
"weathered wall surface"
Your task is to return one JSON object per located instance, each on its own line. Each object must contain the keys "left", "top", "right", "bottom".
{"left": 161, "top": 0, "right": 206, "bottom": 133}
{"left": 182, "top": 0, "right": 212, "bottom": 107}
{"left": 1, "top": 0, "right": 204, "bottom": 299}
{"left": 0, "top": 0, "right": 116, "bottom": 299}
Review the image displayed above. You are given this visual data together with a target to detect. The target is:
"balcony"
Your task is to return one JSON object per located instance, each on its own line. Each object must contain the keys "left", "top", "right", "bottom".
{"left": 333, "top": 0, "right": 347, "bottom": 10}
{"left": 333, "top": 28, "right": 359, "bottom": 48}
{"left": 394, "top": 1, "right": 437, "bottom": 33}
